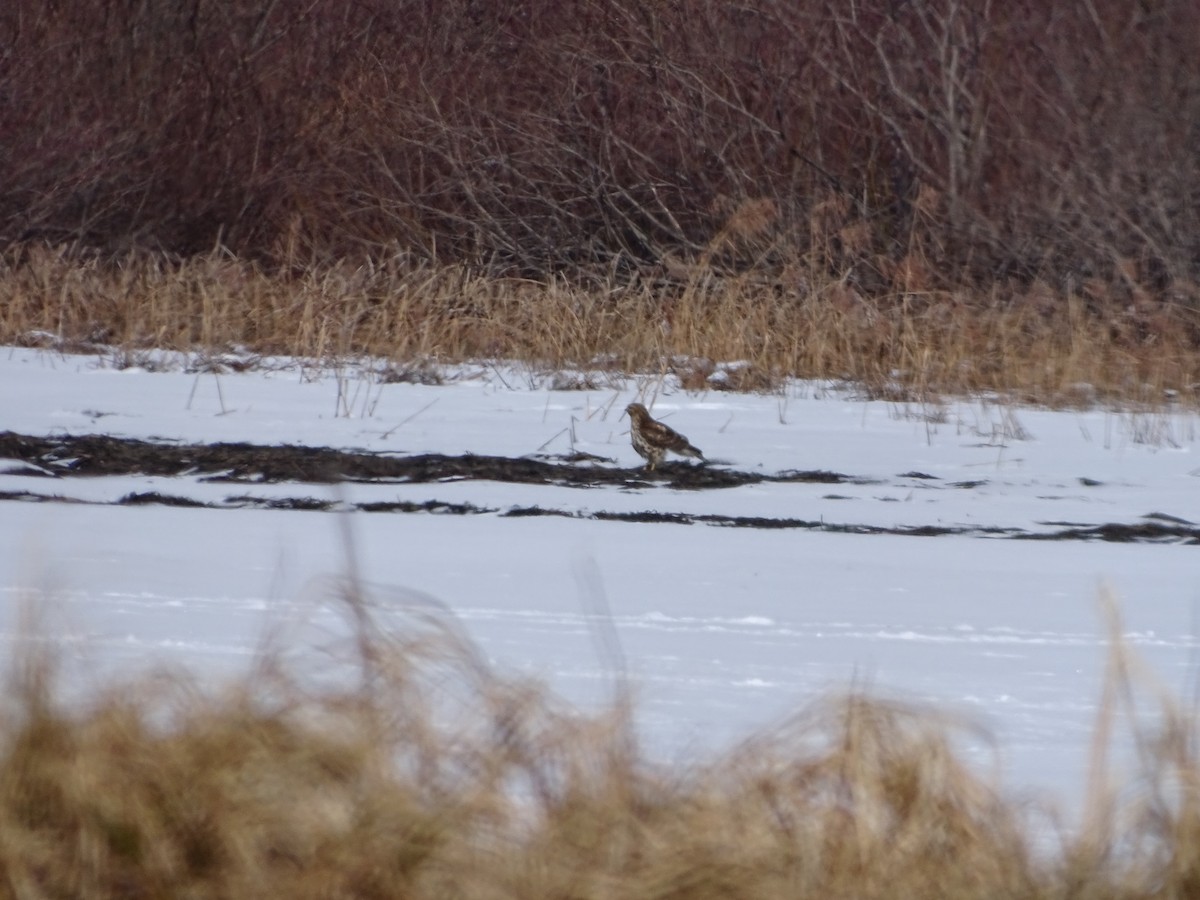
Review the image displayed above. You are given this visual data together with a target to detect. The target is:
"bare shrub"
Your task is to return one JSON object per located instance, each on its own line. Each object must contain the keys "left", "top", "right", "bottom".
{"left": 3, "top": 0, "right": 1196, "bottom": 295}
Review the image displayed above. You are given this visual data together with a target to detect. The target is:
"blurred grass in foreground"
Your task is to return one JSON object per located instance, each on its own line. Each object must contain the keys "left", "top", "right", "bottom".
{"left": 0, "top": 582, "right": 1195, "bottom": 899}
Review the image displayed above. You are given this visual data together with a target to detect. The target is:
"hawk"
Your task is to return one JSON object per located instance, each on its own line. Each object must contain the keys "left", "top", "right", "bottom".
{"left": 624, "top": 403, "right": 704, "bottom": 471}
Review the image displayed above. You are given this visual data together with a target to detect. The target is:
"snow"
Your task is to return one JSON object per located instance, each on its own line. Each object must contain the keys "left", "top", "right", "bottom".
{"left": 3, "top": 346, "right": 1200, "bottom": 818}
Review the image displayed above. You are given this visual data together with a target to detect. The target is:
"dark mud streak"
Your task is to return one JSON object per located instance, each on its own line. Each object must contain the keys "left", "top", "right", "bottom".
{"left": 356, "top": 499, "right": 496, "bottom": 515}
{"left": 0, "top": 490, "right": 82, "bottom": 504}
{"left": 119, "top": 491, "right": 207, "bottom": 508}
{"left": 0, "top": 431, "right": 858, "bottom": 489}
{"left": 583, "top": 509, "right": 1022, "bottom": 538}
{"left": 1, "top": 485, "right": 1195, "bottom": 543}
{"left": 1, "top": 432, "right": 1196, "bottom": 544}
{"left": 1018, "top": 522, "right": 1200, "bottom": 544}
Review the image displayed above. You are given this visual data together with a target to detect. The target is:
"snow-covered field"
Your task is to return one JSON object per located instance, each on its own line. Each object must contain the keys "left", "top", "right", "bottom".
{"left": 3, "top": 347, "right": 1199, "bottom": 816}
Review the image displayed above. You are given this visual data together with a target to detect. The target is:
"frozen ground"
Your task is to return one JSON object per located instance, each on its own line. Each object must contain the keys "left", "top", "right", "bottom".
{"left": 2, "top": 346, "right": 1200, "bottom": 818}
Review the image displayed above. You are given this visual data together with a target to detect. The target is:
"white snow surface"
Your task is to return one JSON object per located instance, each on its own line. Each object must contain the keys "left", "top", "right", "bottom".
{"left": 3, "top": 347, "right": 1200, "bottom": 819}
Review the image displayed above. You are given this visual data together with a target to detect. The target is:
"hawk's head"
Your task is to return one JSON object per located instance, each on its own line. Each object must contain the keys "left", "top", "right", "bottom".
{"left": 624, "top": 402, "right": 650, "bottom": 421}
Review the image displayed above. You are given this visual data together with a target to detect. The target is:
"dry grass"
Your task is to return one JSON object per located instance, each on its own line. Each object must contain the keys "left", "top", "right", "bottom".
{"left": 0, "top": 582, "right": 1198, "bottom": 898}
{"left": 3, "top": 242, "right": 1200, "bottom": 407}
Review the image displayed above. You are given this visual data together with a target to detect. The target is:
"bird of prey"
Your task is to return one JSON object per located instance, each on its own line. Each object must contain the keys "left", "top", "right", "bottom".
{"left": 624, "top": 402, "right": 704, "bottom": 471}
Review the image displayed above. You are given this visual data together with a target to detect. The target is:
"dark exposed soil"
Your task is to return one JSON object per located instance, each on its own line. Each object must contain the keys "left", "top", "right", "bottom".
{"left": 0, "top": 431, "right": 855, "bottom": 490}
{"left": 1, "top": 431, "right": 1196, "bottom": 544}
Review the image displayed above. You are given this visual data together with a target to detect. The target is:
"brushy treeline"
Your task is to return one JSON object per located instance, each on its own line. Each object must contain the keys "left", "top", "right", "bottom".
{"left": 0, "top": 584, "right": 1198, "bottom": 898}
{"left": 4, "top": 0, "right": 1200, "bottom": 298}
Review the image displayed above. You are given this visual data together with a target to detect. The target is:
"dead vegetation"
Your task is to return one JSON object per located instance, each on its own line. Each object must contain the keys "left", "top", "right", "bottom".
{"left": 2, "top": 0, "right": 1200, "bottom": 403}
{"left": 3, "top": 243, "right": 1199, "bottom": 407}
{"left": 0, "top": 582, "right": 1197, "bottom": 898}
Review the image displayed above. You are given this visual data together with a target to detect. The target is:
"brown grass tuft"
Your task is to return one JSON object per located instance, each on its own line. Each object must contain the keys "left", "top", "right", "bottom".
{"left": 0, "top": 581, "right": 1198, "bottom": 898}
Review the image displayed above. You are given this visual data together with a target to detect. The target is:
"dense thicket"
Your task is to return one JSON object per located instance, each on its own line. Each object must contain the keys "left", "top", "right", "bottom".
{"left": 3, "top": 0, "right": 1198, "bottom": 294}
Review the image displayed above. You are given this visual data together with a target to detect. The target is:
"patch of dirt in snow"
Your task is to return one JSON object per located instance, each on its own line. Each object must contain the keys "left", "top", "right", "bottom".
{"left": 0, "top": 431, "right": 857, "bottom": 490}
{"left": 1, "top": 431, "right": 1197, "bottom": 544}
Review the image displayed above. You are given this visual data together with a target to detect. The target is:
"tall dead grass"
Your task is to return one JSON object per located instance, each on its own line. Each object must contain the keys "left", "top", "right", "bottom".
{"left": 0, "top": 581, "right": 1198, "bottom": 898}
{"left": 3, "top": 242, "right": 1199, "bottom": 407}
